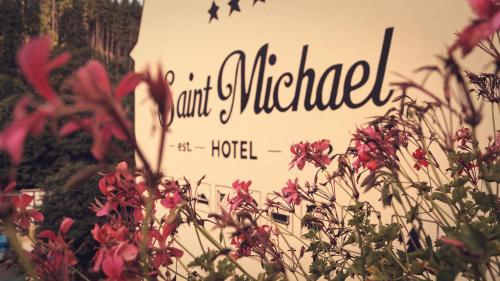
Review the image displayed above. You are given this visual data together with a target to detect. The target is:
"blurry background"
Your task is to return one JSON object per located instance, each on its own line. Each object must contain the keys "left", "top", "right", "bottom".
{"left": 0, "top": 0, "right": 143, "bottom": 275}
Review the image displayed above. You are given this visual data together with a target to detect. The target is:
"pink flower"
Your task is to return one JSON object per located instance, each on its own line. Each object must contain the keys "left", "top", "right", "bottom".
{"left": 12, "top": 193, "right": 44, "bottom": 230}
{"left": 352, "top": 136, "right": 383, "bottom": 172}
{"left": 92, "top": 167, "right": 144, "bottom": 220}
{"left": 282, "top": 178, "right": 301, "bottom": 205}
{"left": 90, "top": 220, "right": 138, "bottom": 280}
{"left": 230, "top": 234, "right": 251, "bottom": 259}
{"left": 38, "top": 217, "right": 74, "bottom": 240}
{"left": 451, "top": 0, "right": 500, "bottom": 56}
{"left": 469, "top": 0, "right": 497, "bottom": 19}
{"left": 227, "top": 180, "right": 256, "bottom": 213}
{"left": 454, "top": 127, "right": 473, "bottom": 149}
{"left": 351, "top": 126, "right": 404, "bottom": 172}
{"left": 0, "top": 98, "right": 48, "bottom": 164}
{"left": 289, "top": 139, "right": 332, "bottom": 170}
{"left": 150, "top": 224, "right": 183, "bottom": 268}
{"left": 311, "top": 139, "right": 332, "bottom": 168}
{"left": 102, "top": 255, "right": 125, "bottom": 281}
{"left": 59, "top": 217, "right": 74, "bottom": 235}
{"left": 143, "top": 67, "right": 174, "bottom": 120}
{"left": 70, "top": 60, "right": 142, "bottom": 103}
{"left": 412, "top": 148, "right": 430, "bottom": 170}
{"left": 116, "top": 161, "right": 129, "bottom": 175}
{"left": 91, "top": 223, "right": 128, "bottom": 272}
{"left": 34, "top": 216, "right": 77, "bottom": 280}
{"left": 160, "top": 181, "right": 182, "bottom": 209}
{"left": 230, "top": 224, "right": 277, "bottom": 259}
{"left": 61, "top": 60, "right": 142, "bottom": 160}
{"left": 115, "top": 242, "right": 139, "bottom": 263}
{"left": 17, "top": 36, "right": 69, "bottom": 103}
{"left": 289, "top": 142, "right": 309, "bottom": 170}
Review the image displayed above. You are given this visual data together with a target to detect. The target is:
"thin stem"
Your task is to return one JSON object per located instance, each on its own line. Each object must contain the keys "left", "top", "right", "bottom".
{"left": 275, "top": 221, "right": 309, "bottom": 279}
{"left": 4, "top": 223, "right": 38, "bottom": 281}
{"left": 194, "top": 224, "right": 257, "bottom": 281}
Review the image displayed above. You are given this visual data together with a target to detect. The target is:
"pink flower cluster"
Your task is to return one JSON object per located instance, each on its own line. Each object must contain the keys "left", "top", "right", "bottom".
{"left": 289, "top": 139, "right": 332, "bottom": 170}
{"left": 452, "top": 0, "right": 500, "bottom": 56}
{"left": 0, "top": 36, "right": 172, "bottom": 164}
{"left": 91, "top": 221, "right": 140, "bottom": 280}
{"left": 352, "top": 125, "right": 408, "bottom": 172}
{"left": 227, "top": 180, "right": 256, "bottom": 213}
{"left": 281, "top": 178, "right": 301, "bottom": 206}
{"left": 230, "top": 225, "right": 278, "bottom": 260}
{"left": 12, "top": 193, "right": 44, "bottom": 231}
{"left": 92, "top": 162, "right": 145, "bottom": 221}
{"left": 31, "top": 218, "right": 77, "bottom": 281}
{"left": 90, "top": 162, "right": 183, "bottom": 280}
{"left": 412, "top": 148, "right": 430, "bottom": 171}
{"left": 0, "top": 36, "right": 181, "bottom": 281}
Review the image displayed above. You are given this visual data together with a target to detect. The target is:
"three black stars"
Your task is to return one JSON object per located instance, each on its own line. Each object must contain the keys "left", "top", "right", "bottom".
{"left": 208, "top": 0, "right": 265, "bottom": 23}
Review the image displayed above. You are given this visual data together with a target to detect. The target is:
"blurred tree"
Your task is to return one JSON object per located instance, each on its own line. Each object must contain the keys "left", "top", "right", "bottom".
{"left": 0, "top": 0, "right": 24, "bottom": 75}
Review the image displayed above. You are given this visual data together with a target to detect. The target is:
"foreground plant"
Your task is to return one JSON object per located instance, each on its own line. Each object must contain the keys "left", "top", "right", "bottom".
{"left": 0, "top": 0, "right": 498, "bottom": 280}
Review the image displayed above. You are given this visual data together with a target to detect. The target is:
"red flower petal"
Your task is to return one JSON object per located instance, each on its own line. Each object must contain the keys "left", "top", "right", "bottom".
{"left": 37, "top": 230, "right": 56, "bottom": 240}
{"left": 31, "top": 211, "right": 44, "bottom": 222}
{"left": 59, "top": 217, "right": 74, "bottom": 235}
{"left": 0, "top": 122, "right": 30, "bottom": 165}
{"left": 468, "top": 0, "right": 495, "bottom": 19}
{"left": 117, "top": 242, "right": 139, "bottom": 262}
{"left": 102, "top": 255, "right": 124, "bottom": 278}
{"left": 71, "top": 60, "right": 113, "bottom": 100}
{"left": 115, "top": 72, "right": 143, "bottom": 102}
{"left": 17, "top": 36, "right": 67, "bottom": 102}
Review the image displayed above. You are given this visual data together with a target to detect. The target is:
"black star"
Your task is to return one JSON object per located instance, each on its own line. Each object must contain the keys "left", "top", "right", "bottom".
{"left": 253, "top": 0, "right": 265, "bottom": 5}
{"left": 208, "top": 1, "right": 219, "bottom": 23}
{"left": 228, "top": 0, "right": 240, "bottom": 15}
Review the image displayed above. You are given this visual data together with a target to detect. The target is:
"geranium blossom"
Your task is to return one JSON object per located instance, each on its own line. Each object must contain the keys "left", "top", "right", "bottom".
{"left": 33, "top": 218, "right": 77, "bottom": 280}
{"left": 289, "top": 139, "right": 332, "bottom": 170}
{"left": 227, "top": 180, "right": 256, "bottom": 213}
{"left": 412, "top": 148, "right": 430, "bottom": 170}
{"left": 451, "top": 0, "right": 500, "bottom": 56}
{"left": 0, "top": 37, "right": 70, "bottom": 164}
{"left": 230, "top": 224, "right": 277, "bottom": 260}
{"left": 91, "top": 222, "right": 129, "bottom": 271}
{"left": 351, "top": 125, "right": 407, "bottom": 172}
{"left": 12, "top": 193, "right": 44, "bottom": 230}
{"left": 282, "top": 178, "right": 301, "bottom": 205}
{"left": 91, "top": 162, "right": 145, "bottom": 220}
{"left": 454, "top": 127, "right": 473, "bottom": 149}
{"left": 150, "top": 223, "right": 183, "bottom": 269}
{"left": 61, "top": 60, "right": 141, "bottom": 160}
{"left": 160, "top": 181, "right": 183, "bottom": 209}
{"left": 17, "top": 36, "right": 69, "bottom": 103}
{"left": 0, "top": 98, "right": 49, "bottom": 165}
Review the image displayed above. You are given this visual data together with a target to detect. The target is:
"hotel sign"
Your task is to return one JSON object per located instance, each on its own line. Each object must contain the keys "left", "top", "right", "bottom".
{"left": 132, "top": 0, "right": 479, "bottom": 248}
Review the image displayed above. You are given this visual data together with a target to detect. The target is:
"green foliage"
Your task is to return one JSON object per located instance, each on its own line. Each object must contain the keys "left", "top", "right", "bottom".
{"left": 188, "top": 250, "right": 238, "bottom": 281}
{"left": 37, "top": 161, "right": 102, "bottom": 270}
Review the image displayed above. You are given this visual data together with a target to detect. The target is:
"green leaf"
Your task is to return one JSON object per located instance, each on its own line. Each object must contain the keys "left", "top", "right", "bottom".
{"left": 406, "top": 206, "right": 419, "bottom": 223}
{"left": 451, "top": 185, "right": 467, "bottom": 203}
{"left": 437, "top": 269, "right": 458, "bottom": 281}
{"left": 479, "top": 162, "right": 500, "bottom": 183}
{"left": 471, "top": 191, "right": 496, "bottom": 212}
{"left": 431, "top": 192, "right": 450, "bottom": 203}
